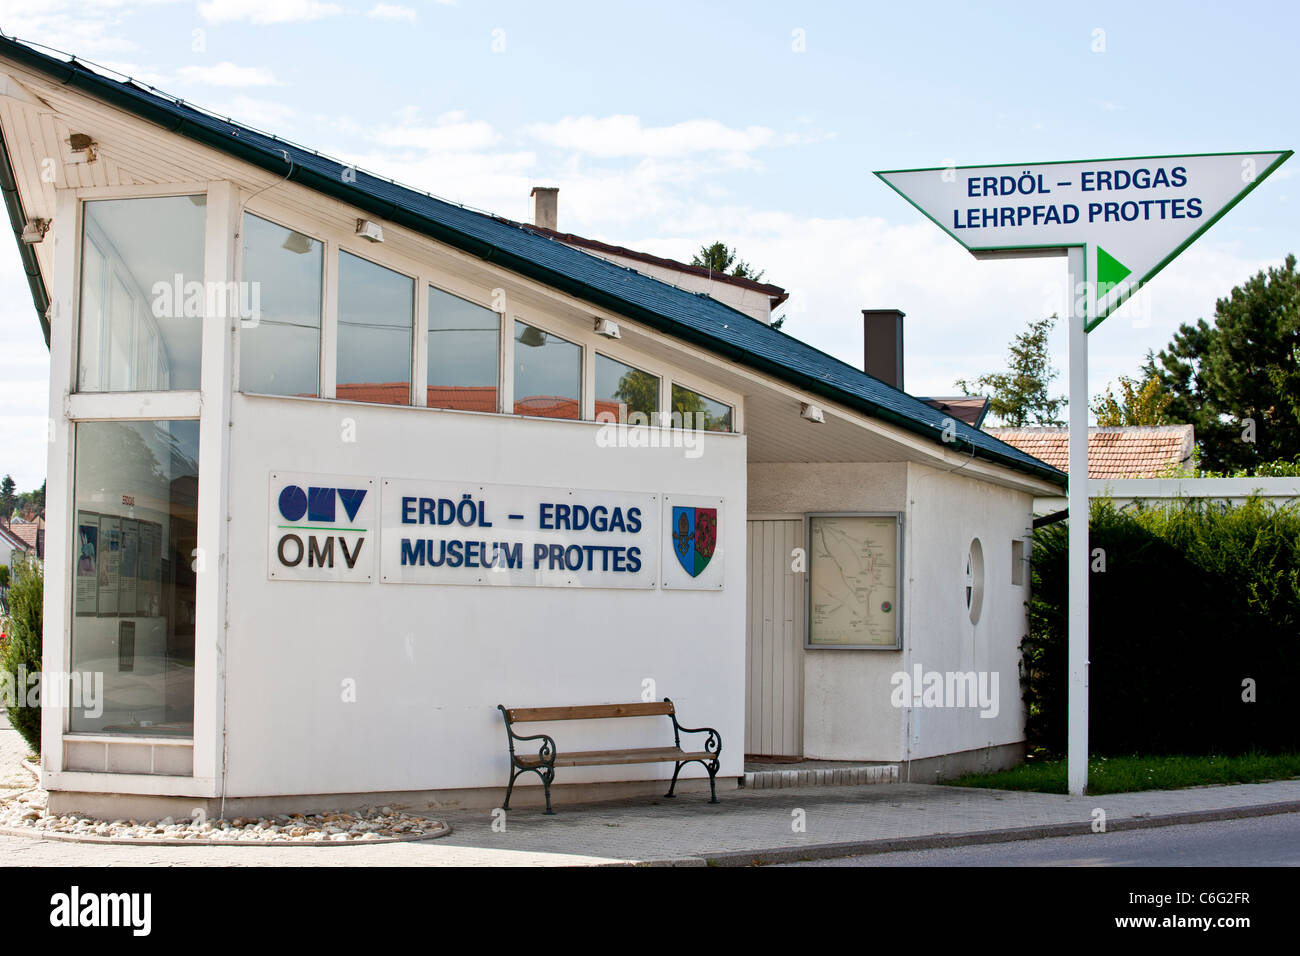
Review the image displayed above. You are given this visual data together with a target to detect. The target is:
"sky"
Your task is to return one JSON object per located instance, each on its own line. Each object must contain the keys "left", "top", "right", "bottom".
{"left": 0, "top": 0, "right": 1296, "bottom": 491}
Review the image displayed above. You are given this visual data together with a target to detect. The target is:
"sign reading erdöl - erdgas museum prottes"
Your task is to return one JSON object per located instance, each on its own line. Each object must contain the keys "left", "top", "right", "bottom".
{"left": 380, "top": 479, "right": 659, "bottom": 589}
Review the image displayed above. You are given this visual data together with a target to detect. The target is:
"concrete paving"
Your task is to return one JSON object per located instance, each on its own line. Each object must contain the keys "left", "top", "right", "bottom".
{"left": 2, "top": 722, "right": 1298, "bottom": 866}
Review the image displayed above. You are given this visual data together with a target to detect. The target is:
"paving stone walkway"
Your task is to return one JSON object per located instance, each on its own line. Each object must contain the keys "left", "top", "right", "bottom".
{"left": 2, "top": 722, "right": 1297, "bottom": 866}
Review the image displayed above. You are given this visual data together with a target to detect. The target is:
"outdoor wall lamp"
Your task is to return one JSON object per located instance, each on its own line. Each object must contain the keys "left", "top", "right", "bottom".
{"left": 355, "top": 218, "right": 384, "bottom": 242}
{"left": 20, "top": 217, "right": 49, "bottom": 244}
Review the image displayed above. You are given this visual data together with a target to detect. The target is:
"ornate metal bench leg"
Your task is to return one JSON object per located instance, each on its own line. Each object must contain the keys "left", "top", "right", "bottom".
{"left": 503, "top": 768, "right": 519, "bottom": 811}
{"left": 666, "top": 761, "right": 685, "bottom": 798}
{"left": 707, "top": 760, "right": 719, "bottom": 804}
{"left": 542, "top": 767, "right": 555, "bottom": 815}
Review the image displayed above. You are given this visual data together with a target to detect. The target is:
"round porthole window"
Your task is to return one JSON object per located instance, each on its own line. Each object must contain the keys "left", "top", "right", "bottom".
{"left": 965, "top": 538, "right": 985, "bottom": 625}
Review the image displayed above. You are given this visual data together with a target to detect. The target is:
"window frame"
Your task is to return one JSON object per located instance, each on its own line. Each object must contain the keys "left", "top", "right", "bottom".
{"left": 426, "top": 281, "right": 504, "bottom": 414}
{"left": 510, "top": 315, "right": 585, "bottom": 421}
{"left": 67, "top": 417, "right": 203, "bottom": 738}
{"left": 76, "top": 192, "right": 206, "bottom": 394}
{"left": 234, "top": 194, "right": 743, "bottom": 430}
{"left": 669, "top": 379, "right": 735, "bottom": 433}
{"left": 233, "top": 209, "right": 327, "bottom": 399}
{"left": 593, "top": 349, "right": 661, "bottom": 425}
{"left": 334, "top": 245, "right": 419, "bottom": 407}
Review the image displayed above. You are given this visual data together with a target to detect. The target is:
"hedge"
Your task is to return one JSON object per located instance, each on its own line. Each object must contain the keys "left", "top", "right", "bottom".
{"left": 1022, "top": 496, "right": 1300, "bottom": 756}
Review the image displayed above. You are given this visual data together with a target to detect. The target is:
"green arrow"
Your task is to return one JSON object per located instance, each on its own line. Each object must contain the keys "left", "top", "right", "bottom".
{"left": 1097, "top": 245, "right": 1131, "bottom": 291}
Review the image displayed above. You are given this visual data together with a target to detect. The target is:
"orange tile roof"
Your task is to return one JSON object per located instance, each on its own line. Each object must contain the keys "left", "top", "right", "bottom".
{"left": 0, "top": 518, "right": 42, "bottom": 556}
{"left": 985, "top": 425, "right": 1195, "bottom": 478}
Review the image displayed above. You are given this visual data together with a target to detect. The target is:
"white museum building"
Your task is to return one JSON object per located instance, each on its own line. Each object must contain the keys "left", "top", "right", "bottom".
{"left": 0, "top": 35, "right": 1064, "bottom": 818}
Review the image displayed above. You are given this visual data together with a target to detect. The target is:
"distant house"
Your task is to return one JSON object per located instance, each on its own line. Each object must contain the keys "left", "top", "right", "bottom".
{"left": 0, "top": 516, "right": 41, "bottom": 569}
{"left": 985, "top": 425, "right": 1195, "bottom": 479}
{"left": 509, "top": 187, "right": 790, "bottom": 325}
{"left": 986, "top": 425, "right": 1196, "bottom": 514}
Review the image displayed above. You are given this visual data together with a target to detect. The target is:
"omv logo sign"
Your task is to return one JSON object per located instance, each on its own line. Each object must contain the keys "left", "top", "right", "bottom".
{"left": 278, "top": 485, "right": 368, "bottom": 526}
{"left": 269, "top": 472, "right": 375, "bottom": 582}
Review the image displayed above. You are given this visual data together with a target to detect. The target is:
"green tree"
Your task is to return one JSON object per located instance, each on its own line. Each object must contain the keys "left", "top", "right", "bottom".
{"left": 1153, "top": 254, "right": 1300, "bottom": 473}
{"left": 955, "top": 315, "right": 1066, "bottom": 426}
{"left": 0, "top": 475, "right": 15, "bottom": 517}
{"left": 1, "top": 555, "right": 43, "bottom": 752}
{"left": 1091, "top": 353, "right": 1174, "bottom": 426}
{"left": 691, "top": 241, "right": 765, "bottom": 282}
{"left": 691, "top": 241, "right": 787, "bottom": 329}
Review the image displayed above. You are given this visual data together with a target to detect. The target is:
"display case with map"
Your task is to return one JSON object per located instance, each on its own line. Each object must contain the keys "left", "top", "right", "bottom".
{"left": 805, "top": 512, "right": 903, "bottom": 649}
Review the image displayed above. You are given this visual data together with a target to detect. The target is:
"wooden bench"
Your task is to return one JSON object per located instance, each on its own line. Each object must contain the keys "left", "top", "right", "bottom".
{"left": 496, "top": 699, "right": 722, "bottom": 814}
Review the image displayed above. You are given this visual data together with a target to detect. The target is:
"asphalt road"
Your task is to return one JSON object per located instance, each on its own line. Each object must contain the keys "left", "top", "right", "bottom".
{"left": 778, "top": 813, "right": 1300, "bottom": 866}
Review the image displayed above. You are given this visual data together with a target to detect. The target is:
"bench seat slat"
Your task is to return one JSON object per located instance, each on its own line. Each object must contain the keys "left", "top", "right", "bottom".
{"left": 506, "top": 702, "right": 674, "bottom": 723}
{"left": 515, "top": 746, "right": 714, "bottom": 768}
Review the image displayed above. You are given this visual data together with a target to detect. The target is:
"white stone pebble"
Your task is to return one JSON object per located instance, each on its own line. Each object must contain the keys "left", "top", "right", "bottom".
{"left": 0, "top": 791, "right": 438, "bottom": 844}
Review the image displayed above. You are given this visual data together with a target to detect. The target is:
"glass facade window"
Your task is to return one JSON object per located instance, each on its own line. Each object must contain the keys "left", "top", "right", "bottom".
{"left": 337, "top": 251, "right": 414, "bottom": 405}
{"left": 77, "top": 195, "right": 207, "bottom": 392}
{"left": 594, "top": 353, "right": 659, "bottom": 424}
{"left": 239, "top": 213, "right": 323, "bottom": 397}
{"left": 671, "top": 384, "right": 733, "bottom": 432}
{"left": 428, "top": 285, "right": 500, "bottom": 412}
{"left": 70, "top": 420, "right": 200, "bottom": 736}
{"left": 513, "top": 320, "right": 581, "bottom": 419}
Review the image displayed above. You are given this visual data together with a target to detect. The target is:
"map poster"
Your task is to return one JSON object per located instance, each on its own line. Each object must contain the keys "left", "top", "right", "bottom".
{"left": 119, "top": 519, "right": 139, "bottom": 615}
{"left": 806, "top": 513, "right": 902, "bottom": 649}
{"left": 75, "top": 511, "right": 99, "bottom": 616}
{"left": 98, "top": 516, "right": 121, "bottom": 616}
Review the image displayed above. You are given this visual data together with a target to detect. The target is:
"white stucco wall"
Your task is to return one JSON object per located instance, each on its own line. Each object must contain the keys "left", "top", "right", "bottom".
{"left": 223, "top": 394, "right": 747, "bottom": 798}
{"left": 749, "top": 462, "right": 909, "bottom": 760}
{"left": 747, "top": 460, "right": 1033, "bottom": 762}
{"left": 900, "top": 462, "right": 1033, "bottom": 762}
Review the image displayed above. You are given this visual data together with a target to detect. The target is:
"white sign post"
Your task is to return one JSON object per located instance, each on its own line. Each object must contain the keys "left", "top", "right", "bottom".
{"left": 876, "top": 150, "right": 1291, "bottom": 794}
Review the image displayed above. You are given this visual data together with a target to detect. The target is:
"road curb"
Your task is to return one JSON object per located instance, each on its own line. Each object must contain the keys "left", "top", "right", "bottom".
{"left": 686, "top": 799, "right": 1300, "bottom": 867}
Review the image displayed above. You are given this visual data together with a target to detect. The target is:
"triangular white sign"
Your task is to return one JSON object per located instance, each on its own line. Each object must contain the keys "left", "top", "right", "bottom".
{"left": 876, "top": 151, "right": 1291, "bottom": 329}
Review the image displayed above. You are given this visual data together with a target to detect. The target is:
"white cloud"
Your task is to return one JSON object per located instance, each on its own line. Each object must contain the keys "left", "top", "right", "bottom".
{"left": 367, "top": 3, "right": 416, "bottom": 21}
{"left": 197, "top": 0, "right": 342, "bottom": 25}
{"left": 528, "top": 115, "right": 777, "bottom": 159}
{"left": 176, "top": 62, "right": 280, "bottom": 87}
{"left": 0, "top": 0, "right": 189, "bottom": 58}
{"left": 375, "top": 117, "right": 499, "bottom": 152}
{"left": 204, "top": 94, "right": 300, "bottom": 130}
{"left": 0, "top": 261, "right": 52, "bottom": 492}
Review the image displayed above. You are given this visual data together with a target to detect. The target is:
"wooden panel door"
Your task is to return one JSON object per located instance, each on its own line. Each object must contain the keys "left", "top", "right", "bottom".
{"left": 745, "top": 519, "right": 805, "bottom": 757}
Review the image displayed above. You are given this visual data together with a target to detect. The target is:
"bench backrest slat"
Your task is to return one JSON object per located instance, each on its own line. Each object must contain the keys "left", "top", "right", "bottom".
{"left": 505, "top": 702, "right": 674, "bottom": 723}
